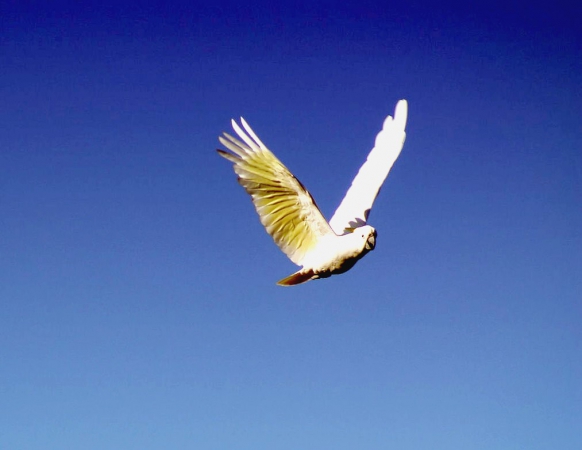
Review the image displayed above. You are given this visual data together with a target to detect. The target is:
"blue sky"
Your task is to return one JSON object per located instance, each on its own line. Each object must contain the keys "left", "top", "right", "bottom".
{"left": 1, "top": 1, "right": 581, "bottom": 449}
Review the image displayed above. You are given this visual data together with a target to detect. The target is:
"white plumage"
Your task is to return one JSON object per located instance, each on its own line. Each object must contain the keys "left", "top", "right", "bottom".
{"left": 217, "top": 100, "right": 408, "bottom": 285}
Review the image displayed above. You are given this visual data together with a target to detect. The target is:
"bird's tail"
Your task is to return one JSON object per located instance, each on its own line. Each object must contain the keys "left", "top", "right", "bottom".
{"left": 277, "top": 269, "right": 316, "bottom": 286}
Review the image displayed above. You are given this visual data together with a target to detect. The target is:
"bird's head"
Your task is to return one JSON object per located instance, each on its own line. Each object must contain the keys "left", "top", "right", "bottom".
{"left": 358, "top": 225, "right": 377, "bottom": 252}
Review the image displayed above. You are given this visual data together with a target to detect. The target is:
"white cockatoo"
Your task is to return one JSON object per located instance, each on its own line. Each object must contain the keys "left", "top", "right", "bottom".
{"left": 218, "top": 100, "right": 408, "bottom": 286}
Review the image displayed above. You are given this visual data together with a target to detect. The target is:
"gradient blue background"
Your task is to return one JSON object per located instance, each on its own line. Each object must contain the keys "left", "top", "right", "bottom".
{"left": 2, "top": 1, "right": 581, "bottom": 449}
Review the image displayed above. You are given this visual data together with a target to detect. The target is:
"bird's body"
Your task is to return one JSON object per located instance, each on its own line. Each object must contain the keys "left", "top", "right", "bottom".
{"left": 217, "top": 100, "right": 408, "bottom": 286}
{"left": 278, "top": 225, "right": 377, "bottom": 285}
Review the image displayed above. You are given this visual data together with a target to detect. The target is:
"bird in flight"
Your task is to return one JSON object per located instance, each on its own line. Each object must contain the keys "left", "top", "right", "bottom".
{"left": 217, "top": 100, "right": 408, "bottom": 286}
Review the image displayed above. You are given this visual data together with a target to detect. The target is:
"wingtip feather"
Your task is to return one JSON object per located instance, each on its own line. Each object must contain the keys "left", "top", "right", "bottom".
{"left": 240, "top": 117, "right": 268, "bottom": 149}
{"left": 394, "top": 99, "right": 408, "bottom": 129}
{"left": 216, "top": 148, "right": 239, "bottom": 163}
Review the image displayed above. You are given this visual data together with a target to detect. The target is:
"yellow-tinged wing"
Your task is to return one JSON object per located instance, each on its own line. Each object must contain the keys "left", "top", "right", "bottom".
{"left": 217, "top": 118, "right": 335, "bottom": 266}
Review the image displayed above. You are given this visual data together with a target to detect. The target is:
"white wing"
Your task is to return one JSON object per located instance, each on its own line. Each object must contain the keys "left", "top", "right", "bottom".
{"left": 328, "top": 99, "right": 408, "bottom": 234}
{"left": 218, "top": 118, "right": 335, "bottom": 266}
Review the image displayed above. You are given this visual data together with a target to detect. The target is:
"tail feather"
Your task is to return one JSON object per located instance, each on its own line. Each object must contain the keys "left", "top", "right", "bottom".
{"left": 277, "top": 270, "right": 316, "bottom": 286}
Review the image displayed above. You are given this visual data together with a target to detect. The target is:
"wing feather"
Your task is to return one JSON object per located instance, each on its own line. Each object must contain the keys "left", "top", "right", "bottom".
{"left": 329, "top": 100, "right": 408, "bottom": 234}
{"left": 217, "top": 118, "right": 334, "bottom": 265}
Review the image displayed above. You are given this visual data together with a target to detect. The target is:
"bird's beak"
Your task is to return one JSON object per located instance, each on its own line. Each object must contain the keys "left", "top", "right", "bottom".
{"left": 365, "top": 231, "right": 376, "bottom": 251}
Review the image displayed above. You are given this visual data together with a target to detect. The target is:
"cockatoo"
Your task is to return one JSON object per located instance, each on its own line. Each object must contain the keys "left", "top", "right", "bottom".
{"left": 217, "top": 99, "right": 408, "bottom": 286}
